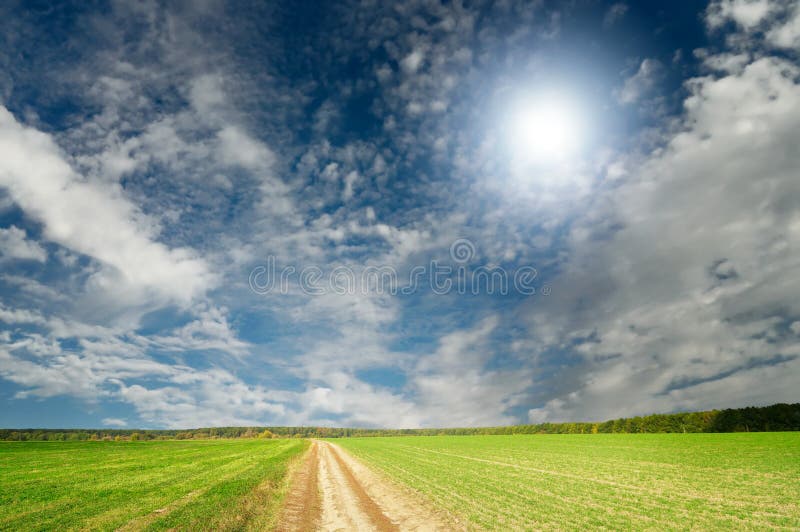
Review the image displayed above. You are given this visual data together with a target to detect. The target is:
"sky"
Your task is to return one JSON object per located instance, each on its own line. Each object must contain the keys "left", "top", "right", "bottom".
{"left": 0, "top": 0, "right": 799, "bottom": 429}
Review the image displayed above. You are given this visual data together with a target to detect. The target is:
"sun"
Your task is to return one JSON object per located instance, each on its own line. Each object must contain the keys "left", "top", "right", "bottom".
{"left": 508, "top": 96, "right": 582, "bottom": 164}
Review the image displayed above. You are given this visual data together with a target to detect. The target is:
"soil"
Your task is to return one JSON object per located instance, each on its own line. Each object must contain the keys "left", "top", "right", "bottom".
{"left": 276, "top": 441, "right": 462, "bottom": 531}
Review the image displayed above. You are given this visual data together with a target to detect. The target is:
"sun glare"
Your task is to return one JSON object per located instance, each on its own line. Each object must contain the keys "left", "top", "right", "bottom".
{"left": 508, "top": 96, "right": 582, "bottom": 164}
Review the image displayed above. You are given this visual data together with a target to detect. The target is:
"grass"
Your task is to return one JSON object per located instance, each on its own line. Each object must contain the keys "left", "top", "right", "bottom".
{"left": 0, "top": 438, "right": 307, "bottom": 531}
{"left": 335, "top": 433, "right": 800, "bottom": 530}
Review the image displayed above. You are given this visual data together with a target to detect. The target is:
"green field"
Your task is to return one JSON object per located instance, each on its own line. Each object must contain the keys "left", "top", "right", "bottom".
{"left": 335, "top": 433, "right": 800, "bottom": 529}
{"left": 0, "top": 438, "right": 307, "bottom": 531}
{"left": 3, "top": 433, "right": 799, "bottom": 530}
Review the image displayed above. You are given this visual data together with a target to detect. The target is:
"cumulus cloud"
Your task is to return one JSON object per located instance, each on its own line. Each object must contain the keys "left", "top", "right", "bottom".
{"left": 0, "top": 226, "right": 46, "bottom": 262}
{"left": 617, "top": 58, "right": 665, "bottom": 104}
{"left": 102, "top": 417, "right": 127, "bottom": 427}
{"left": 297, "top": 374, "right": 421, "bottom": 428}
{"left": 117, "top": 368, "right": 288, "bottom": 428}
{"left": 0, "top": 107, "right": 214, "bottom": 306}
{"left": 767, "top": 2, "right": 800, "bottom": 48}
{"left": 707, "top": 0, "right": 774, "bottom": 29}
{"left": 0, "top": 304, "right": 46, "bottom": 325}
{"left": 525, "top": 33, "right": 800, "bottom": 421}
{"left": 0, "top": 314, "right": 284, "bottom": 427}
{"left": 412, "top": 316, "right": 532, "bottom": 427}
{"left": 217, "top": 125, "right": 275, "bottom": 172}
{"left": 189, "top": 74, "right": 228, "bottom": 117}
{"left": 342, "top": 170, "right": 359, "bottom": 201}
{"left": 1, "top": 0, "right": 797, "bottom": 430}
{"left": 400, "top": 49, "right": 425, "bottom": 74}
{"left": 707, "top": 0, "right": 800, "bottom": 49}
{"left": 151, "top": 306, "right": 250, "bottom": 357}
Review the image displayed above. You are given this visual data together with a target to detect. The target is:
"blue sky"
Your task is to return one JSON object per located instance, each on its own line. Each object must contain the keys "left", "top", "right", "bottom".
{"left": 1, "top": 0, "right": 799, "bottom": 429}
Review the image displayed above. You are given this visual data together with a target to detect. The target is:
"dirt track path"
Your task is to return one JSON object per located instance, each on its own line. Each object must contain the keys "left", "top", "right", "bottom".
{"left": 277, "top": 441, "right": 461, "bottom": 531}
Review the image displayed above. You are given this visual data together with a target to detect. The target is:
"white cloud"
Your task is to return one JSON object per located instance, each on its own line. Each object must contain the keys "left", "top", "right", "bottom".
{"left": 0, "top": 274, "right": 67, "bottom": 303}
{"left": 617, "top": 58, "right": 664, "bottom": 104}
{"left": 0, "top": 106, "right": 214, "bottom": 306}
{"left": 0, "top": 324, "right": 283, "bottom": 427}
{"left": 151, "top": 306, "right": 250, "bottom": 357}
{"left": 4, "top": 0, "right": 797, "bottom": 431}
{"left": 524, "top": 48, "right": 800, "bottom": 421}
{"left": 117, "top": 368, "right": 288, "bottom": 428}
{"left": 102, "top": 417, "right": 127, "bottom": 427}
{"left": 189, "top": 74, "right": 228, "bottom": 117}
{"left": 603, "top": 3, "right": 629, "bottom": 28}
{"left": 217, "top": 125, "right": 275, "bottom": 172}
{"left": 767, "top": 2, "right": 800, "bottom": 48}
{"left": 400, "top": 49, "right": 425, "bottom": 74}
{"left": 297, "top": 374, "right": 421, "bottom": 428}
{"left": 707, "top": 0, "right": 774, "bottom": 29}
{"left": 0, "top": 226, "right": 46, "bottom": 262}
{"left": 342, "top": 170, "right": 359, "bottom": 201}
{"left": 698, "top": 51, "right": 752, "bottom": 74}
{"left": 0, "top": 304, "right": 46, "bottom": 325}
{"left": 707, "top": 0, "right": 800, "bottom": 49}
{"left": 412, "top": 317, "right": 532, "bottom": 427}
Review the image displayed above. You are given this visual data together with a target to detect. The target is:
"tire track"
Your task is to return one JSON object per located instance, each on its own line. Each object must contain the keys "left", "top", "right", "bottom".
{"left": 277, "top": 441, "right": 459, "bottom": 531}
{"left": 319, "top": 441, "right": 396, "bottom": 531}
{"left": 276, "top": 442, "right": 321, "bottom": 532}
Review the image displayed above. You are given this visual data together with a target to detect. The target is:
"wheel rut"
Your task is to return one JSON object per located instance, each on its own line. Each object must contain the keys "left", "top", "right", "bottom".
{"left": 277, "top": 441, "right": 462, "bottom": 531}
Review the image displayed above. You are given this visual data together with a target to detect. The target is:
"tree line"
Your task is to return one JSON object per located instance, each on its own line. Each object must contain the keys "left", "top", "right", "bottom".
{"left": 1, "top": 402, "right": 797, "bottom": 441}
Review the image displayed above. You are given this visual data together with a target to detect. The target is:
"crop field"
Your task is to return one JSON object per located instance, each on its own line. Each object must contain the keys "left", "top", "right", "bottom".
{"left": 3, "top": 433, "right": 799, "bottom": 530}
{"left": 0, "top": 438, "right": 307, "bottom": 531}
{"left": 335, "top": 433, "right": 800, "bottom": 530}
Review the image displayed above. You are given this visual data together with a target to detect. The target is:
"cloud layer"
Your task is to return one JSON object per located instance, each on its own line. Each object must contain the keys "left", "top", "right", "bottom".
{"left": 0, "top": 0, "right": 798, "bottom": 428}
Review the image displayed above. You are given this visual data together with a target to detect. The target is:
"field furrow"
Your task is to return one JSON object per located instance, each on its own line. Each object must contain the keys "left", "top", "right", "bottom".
{"left": 0, "top": 439, "right": 307, "bottom": 531}
{"left": 335, "top": 433, "right": 800, "bottom": 530}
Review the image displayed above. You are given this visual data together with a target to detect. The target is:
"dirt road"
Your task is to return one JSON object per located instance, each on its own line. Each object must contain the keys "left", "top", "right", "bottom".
{"left": 277, "top": 441, "right": 461, "bottom": 531}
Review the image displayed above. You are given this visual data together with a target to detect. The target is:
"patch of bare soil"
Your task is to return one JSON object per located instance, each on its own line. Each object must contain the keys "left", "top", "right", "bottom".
{"left": 276, "top": 442, "right": 322, "bottom": 532}
{"left": 277, "top": 441, "right": 463, "bottom": 531}
{"left": 321, "top": 441, "right": 396, "bottom": 531}
{"left": 326, "top": 442, "right": 465, "bottom": 532}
